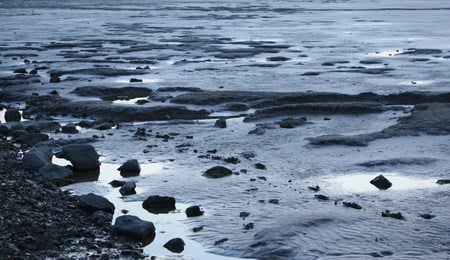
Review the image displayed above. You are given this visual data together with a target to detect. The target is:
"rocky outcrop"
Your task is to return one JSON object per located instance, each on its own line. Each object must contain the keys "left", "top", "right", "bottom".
{"left": 54, "top": 144, "right": 100, "bottom": 170}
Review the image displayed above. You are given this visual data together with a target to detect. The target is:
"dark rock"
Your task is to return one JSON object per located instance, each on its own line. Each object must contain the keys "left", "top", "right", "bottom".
{"left": 254, "top": 163, "right": 266, "bottom": 170}
{"left": 214, "top": 238, "right": 228, "bottom": 245}
{"left": 185, "top": 205, "right": 204, "bottom": 217}
{"left": 0, "top": 125, "right": 11, "bottom": 136}
{"left": 93, "top": 122, "right": 114, "bottom": 130}
{"left": 244, "top": 223, "right": 254, "bottom": 230}
{"left": 77, "top": 120, "right": 96, "bottom": 128}
{"left": 14, "top": 68, "right": 28, "bottom": 74}
{"left": 71, "top": 86, "right": 152, "bottom": 101}
{"left": 226, "top": 103, "right": 249, "bottom": 111}
{"left": 193, "top": 227, "right": 203, "bottom": 233}
{"left": 119, "top": 182, "right": 137, "bottom": 196}
{"left": 315, "top": 194, "right": 329, "bottom": 201}
{"left": 50, "top": 75, "right": 61, "bottom": 83}
{"left": 55, "top": 144, "right": 100, "bottom": 170}
{"left": 419, "top": 213, "right": 435, "bottom": 219}
{"left": 343, "top": 201, "right": 362, "bottom": 210}
{"left": 214, "top": 118, "right": 227, "bottom": 128}
{"left": 436, "top": 179, "right": 450, "bottom": 185}
{"left": 4, "top": 109, "right": 21, "bottom": 122}
{"left": 163, "top": 238, "right": 185, "bottom": 253}
{"left": 268, "top": 199, "right": 279, "bottom": 204}
{"left": 109, "top": 180, "right": 125, "bottom": 187}
{"left": 381, "top": 210, "right": 404, "bottom": 220}
{"left": 61, "top": 124, "right": 78, "bottom": 134}
{"left": 113, "top": 215, "right": 155, "bottom": 241}
{"left": 78, "top": 193, "right": 115, "bottom": 214}
{"left": 359, "top": 59, "right": 384, "bottom": 65}
{"left": 38, "top": 164, "right": 73, "bottom": 181}
{"left": 203, "top": 166, "right": 232, "bottom": 178}
{"left": 29, "top": 68, "right": 38, "bottom": 75}
{"left": 279, "top": 117, "right": 307, "bottom": 128}
{"left": 142, "top": 195, "right": 176, "bottom": 214}
{"left": 370, "top": 175, "right": 392, "bottom": 190}
{"left": 302, "top": 71, "right": 320, "bottom": 76}
{"left": 118, "top": 159, "right": 140, "bottom": 177}
{"left": 239, "top": 212, "right": 250, "bottom": 220}
{"left": 130, "top": 78, "right": 143, "bottom": 83}
{"left": 267, "top": 56, "right": 290, "bottom": 62}
{"left": 22, "top": 146, "right": 53, "bottom": 170}
{"left": 357, "top": 157, "right": 437, "bottom": 167}
{"left": 308, "top": 185, "right": 320, "bottom": 192}
{"left": 92, "top": 210, "right": 113, "bottom": 225}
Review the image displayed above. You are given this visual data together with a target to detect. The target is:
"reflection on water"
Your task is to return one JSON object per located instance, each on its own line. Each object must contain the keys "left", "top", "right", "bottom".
{"left": 324, "top": 173, "right": 438, "bottom": 193}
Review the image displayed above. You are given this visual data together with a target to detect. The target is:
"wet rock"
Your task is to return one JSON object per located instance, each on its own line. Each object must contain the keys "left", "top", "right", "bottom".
{"left": 142, "top": 195, "right": 176, "bottom": 214}
{"left": 370, "top": 175, "right": 392, "bottom": 190}
{"left": 163, "top": 238, "right": 185, "bottom": 253}
{"left": 226, "top": 103, "right": 249, "bottom": 111}
{"left": 5, "top": 109, "right": 21, "bottom": 122}
{"left": 13, "top": 131, "right": 49, "bottom": 147}
{"left": 244, "top": 223, "right": 254, "bottom": 230}
{"left": 357, "top": 157, "right": 437, "bottom": 167}
{"left": 38, "top": 164, "right": 73, "bottom": 181}
{"left": 185, "top": 205, "right": 204, "bottom": 217}
{"left": 193, "top": 227, "right": 203, "bottom": 233}
{"left": 129, "top": 78, "right": 143, "bottom": 83}
{"left": 78, "top": 193, "right": 115, "bottom": 214}
{"left": 436, "top": 179, "right": 450, "bottom": 185}
{"left": 113, "top": 215, "right": 155, "bottom": 241}
{"left": 92, "top": 210, "right": 113, "bottom": 225}
{"left": 119, "top": 182, "right": 137, "bottom": 196}
{"left": 14, "top": 68, "right": 28, "bottom": 74}
{"left": 214, "top": 238, "right": 228, "bottom": 245}
{"left": 268, "top": 199, "right": 279, "bottom": 204}
{"left": 254, "top": 163, "right": 266, "bottom": 170}
{"left": 61, "top": 124, "right": 78, "bottom": 134}
{"left": 0, "top": 125, "right": 11, "bottom": 136}
{"left": 22, "top": 146, "right": 53, "bottom": 170}
{"left": 315, "top": 194, "right": 329, "bottom": 201}
{"left": 29, "top": 68, "right": 38, "bottom": 75}
{"left": 381, "top": 210, "right": 404, "bottom": 220}
{"left": 359, "top": 59, "right": 384, "bottom": 65}
{"left": 49, "top": 74, "right": 61, "bottom": 83}
{"left": 308, "top": 185, "right": 320, "bottom": 192}
{"left": 118, "top": 159, "right": 140, "bottom": 176}
{"left": 308, "top": 134, "right": 370, "bottom": 147}
{"left": 77, "top": 120, "right": 96, "bottom": 128}
{"left": 248, "top": 127, "right": 265, "bottom": 135}
{"left": 71, "top": 86, "right": 152, "bottom": 101}
{"left": 94, "top": 122, "right": 114, "bottom": 130}
{"left": 204, "top": 166, "right": 232, "bottom": 178}
{"left": 419, "top": 213, "right": 435, "bottom": 219}
{"left": 214, "top": 118, "right": 227, "bottom": 128}
{"left": 109, "top": 180, "right": 125, "bottom": 187}
{"left": 302, "top": 71, "right": 320, "bottom": 76}
{"left": 240, "top": 212, "right": 250, "bottom": 220}
{"left": 343, "top": 201, "right": 362, "bottom": 210}
{"left": 55, "top": 144, "right": 100, "bottom": 170}
{"left": 267, "top": 56, "right": 290, "bottom": 61}
{"left": 279, "top": 117, "right": 307, "bottom": 128}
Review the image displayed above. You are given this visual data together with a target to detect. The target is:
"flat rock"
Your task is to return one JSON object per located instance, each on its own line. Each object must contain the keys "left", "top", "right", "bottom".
{"left": 78, "top": 193, "right": 115, "bottom": 214}
{"left": 142, "top": 195, "right": 176, "bottom": 214}
{"left": 370, "top": 175, "right": 392, "bottom": 190}
{"left": 38, "top": 164, "right": 73, "bottom": 181}
{"left": 204, "top": 166, "right": 232, "bottom": 178}
{"left": 113, "top": 215, "right": 155, "bottom": 241}
{"left": 55, "top": 144, "right": 100, "bottom": 170}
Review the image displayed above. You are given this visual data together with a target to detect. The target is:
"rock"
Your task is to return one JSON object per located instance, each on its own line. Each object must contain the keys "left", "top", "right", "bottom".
{"left": 268, "top": 199, "right": 279, "bottom": 204}
{"left": 203, "top": 166, "right": 232, "bottom": 178}
{"left": 239, "top": 212, "right": 250, "bottom": 220}
{"left": 22, "top": 146, "right": 53, "bottom": 170}
{"left": 94, "top": 122, "right": 113, "bottom": 130}
{"left": 315, "top": 194, "right": 329, "bottom": 201}
{"left": 55, "top": 144, "right": 100, "bottom": 170}
{"left": 343, "top": 201, "right": 362, "bottom": 210}
{"left": 14, "top": 68, "right": 27, "bottom": 74}
{"left": 279, "top": 117, "right": 307, "bottom": 128}
{"left": 308, "top": 185, "right": 320, "bottom": 192}
{"left": 129, "top": 78, "right": 143, "bottom": 83}
{"left": 113, "top": 215, "right": 155, "bottom": 241}
{"left": 78, "top": 193, "right": 115, "bottom": 214}
{"left": 419, "top": 213, "right": 435, "bottom": 219}
{"left": 248, "top": 127, "right": 265, "bottom": 135}
{"left": 4, "top": 109, "right": 21, "bottom": 122}
{"left": 226, "top": 103, "right": 249, "bottom": 111}
{"left": 109, "top": 180, "right": 125, "bottom": 187}
{"left": 381, "top": 210, "right": 404, "bottom": 220}
{"left": 214, "top": 118, "right": 227, "bottom": 128}
{"left": 118, "top": 159, "right": 140, "bottom": 177}
{"left": 92, "top": 210, "right": 113, "bottom": 225}
{"left": 370, "top": 175, "right": 392, "bottom": 190}
{"left": 0, "top": 125, "right": 11, "bottom": 136}
{"left": 193, "top": 227, "right": 203, "bottom": 233}
{"left": 244, "top": 223, "right": 254, "bottom": 230}
{"left": 50, "top": 74, "right": 61, "bottom": 83}
{"left": 254, "top": 163, "right": 266, "bottom": 170}
{"left": 38, "top": 164, "right": 73, "bottom": 181}
{"left": 61, "top": 124, "right": 78, "bottom": 134}
{"left": 119, "top": 182, "right": 137, "bottom": 196}
{"left": 142, "top": 195, "right": 176, "bottom": 214}
{"left": 436, "top": 179, "right": 450, "bottom": 185}
{"left": 163, "top": 238, "right": 185, "bottom": 253}
{"left": 185, "top": 205, "right": 204, "bottom": 217}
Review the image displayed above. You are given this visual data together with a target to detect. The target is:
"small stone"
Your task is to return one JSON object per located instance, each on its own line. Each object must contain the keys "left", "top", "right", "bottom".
{"left": 130, "top": 78, "right": 143, "bottom": 83}
{"left": 315, "top": 194, "right": 329, "bottom": 201}
{"left": 61, "top": 124, "right": 78, "bottom": 134}
{"left": 78, "top": 193, "right": 115, "bottom": 214}
{"left": 142, "top": 195, "right": 176, "bottom": 214}
{"left": 343, "top": 201, "right": 362, "bottom": 210}
{"left": 370, "top": 175, "right": 392, "bottom": 190}
{"left": 419, "top": 213, "right": 435, "bottom": 219}
{"left": 254, "top": 163, "right": 266, "bottom": 170}
{"left": 308, "top": 185, "right": 320, "bottom": 192}
{"left": 203, "top": 166, "right": 232, "bottom": 178}
{"left": 239, "top": 212, "right": 250, "bottom": 220}
{"left": 214, "top": 118, "right": 227, "bottom": 128}
{"left": 436, "top": 179, "right": 450, "bottom": 185}
{"left": 244, "top": 223, "right": 254, "bottom": 230}
{"left": 118, "top": 159, "right": 140, "bottom": 177}
{"left": 192, "top": 227, "right": 203, "bottom": 233}
{"left": 119, "top": 182, "right": 137, "bottom": 196}
{"left": 163, "top": 238, "right": 184, "bottom": 253}
{"left": 14, "top": 68, "right": 27, "bottom": 74}
{"left": 268, "top": 199, "right": 279, "bottom": 204}
{"left": 381, "top": 210, "right": 404, "bottom": 220}
{"left": 109, "top": 180, "right": 125, "bottom": 187}
{"left": 114, "top": 215, "right": 155, "bottom": 241}
{"left": 185, "top": 205, "right": 204, "bottom": 217}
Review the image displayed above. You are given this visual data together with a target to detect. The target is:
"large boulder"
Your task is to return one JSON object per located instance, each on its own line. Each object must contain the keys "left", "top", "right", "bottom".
{"left": 163, "top": 238, "right": 185, "bottom": 253}
{"left": 38, "top": 164, "right": 73, "bottom": 181}
{"left": 370, "top": 175, "right": 392, "bottom": 190}
{"left": 142, "top": 195, "right": 176, "bottom": 214}
{"left": 4, "top": 109, "right": 21, "bottom": 122}
{"left": 203, "top": 166, "right": 232, "bottom": 178}
{"left": 118, "top": 159, "right": 140, "bottom": 177}
{"left": 113, "top": 215, "right": 155, "bottom": 241}
{"left": 22, "top": 146, "right": 53, "bottom": 170}
{"left": 78, "top": 193, "right": 115, "bottom": 214}
{"left": 55, "top": 144, "right": 100, "bottom": 170}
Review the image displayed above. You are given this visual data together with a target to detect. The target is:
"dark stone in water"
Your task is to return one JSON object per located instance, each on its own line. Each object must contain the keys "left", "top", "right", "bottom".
{"left": 244, "top": 223, "right": 254, "bottom": 230}
{"left": 215, "top": 118, "right": 226, "bottom": 128}
{"left": 381, "top": 210, "right": 404, "bottom": 220}
{"left": 14, "top": 68, "right": 27, "bottom": 74}
{"left": 315, "top": 194, "right": 329, "bottom": 201}
{"left": 268, "top": 199, "right": 279, "bottom": 204}
{"left": 113, "top": 215, "right": 155, "bottom": 242}
{"left": 61, "top": 124, "right": 78, "bottom": 134}
{"left": 343, "top": 201, "right": 362, "bottom": 210}
{"left": 308, "top": 185, "right": 320, "bottom": 192}
{"left": 420, "top": 213, "right": 435, "bottom": 219}
{"left": 118, "top": 159, "right": 140, "bottom": 176}
{"left": 226, "top": 102, "right": 249, "bottom": 111}
{"left": 279, "top": 117, "right": 307, "bottom": 128}
{"left": 193, "top": 226, "right": 203, "bottom": 233}
{"left": 254, "top": 163, "right": 266, "bottom": 170}
{"left": 240, "top": 212, "right": 250, "bottom": 220}
{"left": 78, "top": 193, "right": 115, "bottom": 214}
{"left": 163, "top": 238, "right": 185, "bottom": 253}
{"left": 204, "top": 166, "right": 232, "bottom": 178}
{"left": 119, "top": 181, "right": 137, "bottom": 196}
{"left": 370, "top": 175, "right": 392, "bottom": 190}
{"left": 55, "top": 144, "right": 100, "bottom": 171}
{"left": 129, "top": 78, "right": 143, "bottom": 83}
{"left": 109, "top": 180, "right": 125, "bottom": 187}
{"left": 142, "top": 195, "right": 176, "bottom": 214}
{"left": 214, "top": 238, "right": 228, "bottom": 245}
{"left": 5, "top": 109, "right": 21, "bottom": 122}
{"left": 185, "top": 205, "right": 204, "bottom": 217}
{"left": 436, "top": 179, "right": 450, "bottom": 185}
{"left": 302, "top": 71, "right": 320, "bottom": 76}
